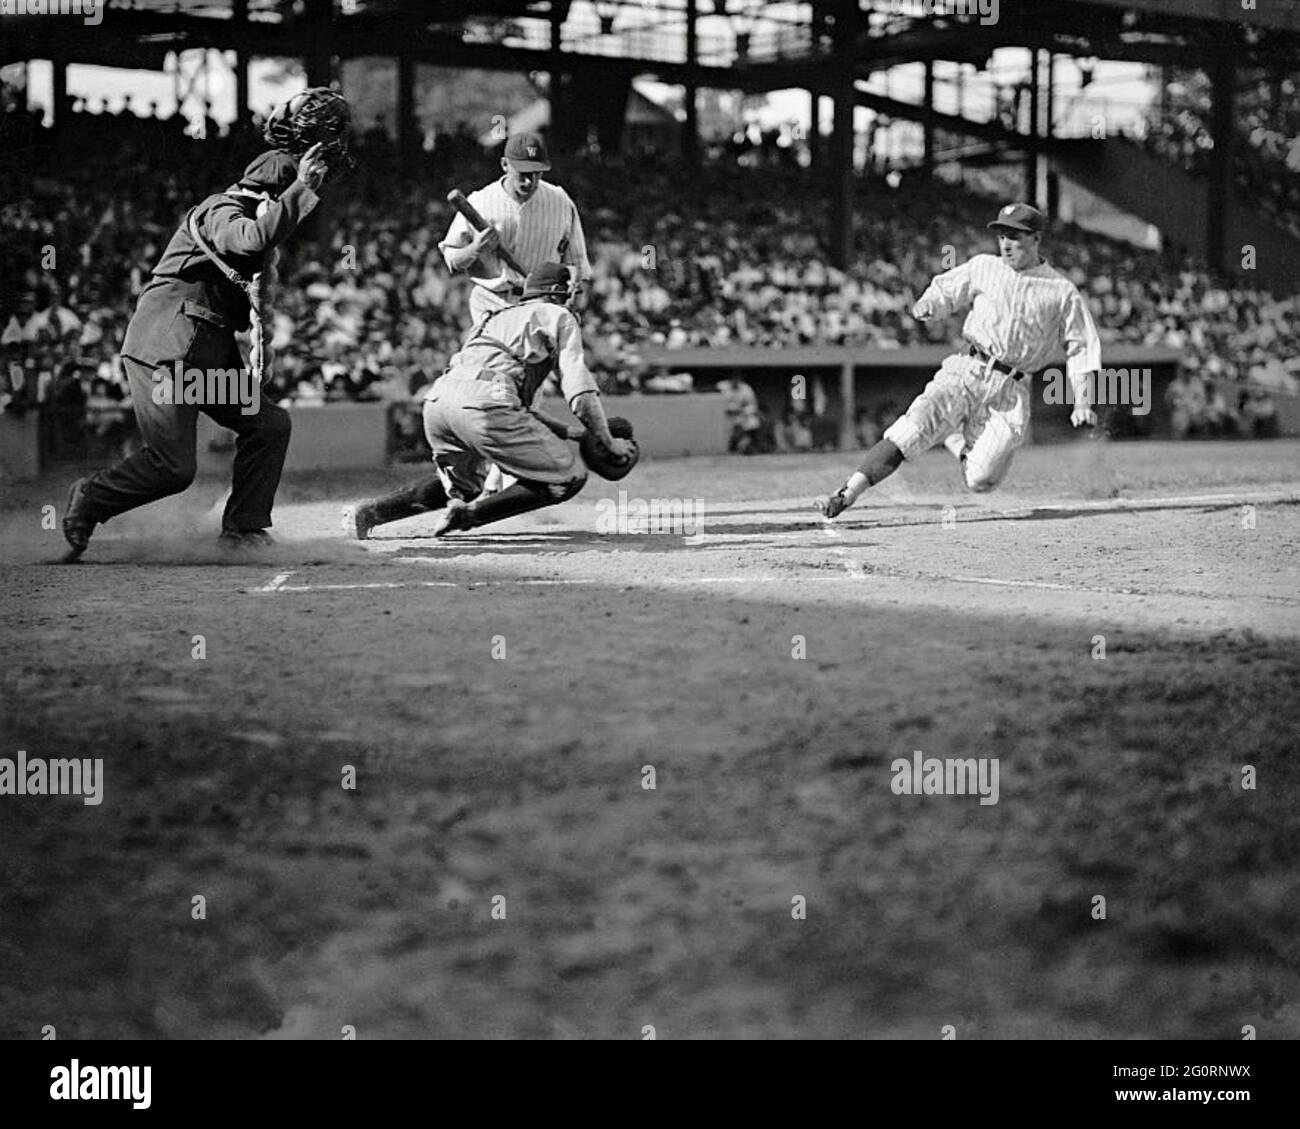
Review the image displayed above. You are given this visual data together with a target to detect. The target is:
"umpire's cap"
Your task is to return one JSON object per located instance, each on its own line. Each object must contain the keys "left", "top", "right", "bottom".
{"left": 235, "top": 150, "right": 300, "bottom": 196}
{"left": 988, "top": 202, "right": 1045, "bottom": 235}
{"left": 521, "top": 262, "right": 571, "bottom": 301}
{"left": 503, "top": 132, "right": 551, "bottom": 172}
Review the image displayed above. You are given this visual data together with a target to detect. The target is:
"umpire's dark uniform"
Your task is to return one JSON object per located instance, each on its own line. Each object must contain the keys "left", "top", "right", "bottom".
{"left": 74, "top": 150, "right": 319, "bottom": 539}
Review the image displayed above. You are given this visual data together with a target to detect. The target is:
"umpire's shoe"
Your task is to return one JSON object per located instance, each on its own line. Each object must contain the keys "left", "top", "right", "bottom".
{"left": 218, "top": 529, "right": 275, "bottom": 552}
{"left": 61, "top": 477, "right": 97, "bottom": 561}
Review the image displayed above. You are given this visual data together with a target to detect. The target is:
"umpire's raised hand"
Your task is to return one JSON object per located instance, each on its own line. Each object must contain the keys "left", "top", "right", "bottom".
{"left": 296, "top": 142, "right": 333, "bottom": 193}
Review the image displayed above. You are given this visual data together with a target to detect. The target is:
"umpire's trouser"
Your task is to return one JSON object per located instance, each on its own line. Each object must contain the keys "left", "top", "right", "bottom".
{"left": 80, "top": 351, "right": 292, "bottom": 534}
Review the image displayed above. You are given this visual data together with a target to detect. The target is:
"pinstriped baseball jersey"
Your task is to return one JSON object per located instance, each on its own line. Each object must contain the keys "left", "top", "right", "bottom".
{"left": 919, "top": 253, "right": 1102, "bottom": 391}
{"left": 439, "top": 179, "right": 591, "bottom": 296}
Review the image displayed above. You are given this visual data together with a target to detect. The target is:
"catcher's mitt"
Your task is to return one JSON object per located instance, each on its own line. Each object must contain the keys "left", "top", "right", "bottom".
{"left": 580, "top": 417, "right": 639, "bottom": 481}
{"left": 264, "top": 87, "right": 355, "bottom": 180}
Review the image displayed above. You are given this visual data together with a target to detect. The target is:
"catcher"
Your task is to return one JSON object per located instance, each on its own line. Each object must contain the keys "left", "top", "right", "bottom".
{"left": 60, "top": 87, "right": 352, "bottom": 559}
{"left": 343, "top": 263, "right": 636, "bottom": 539}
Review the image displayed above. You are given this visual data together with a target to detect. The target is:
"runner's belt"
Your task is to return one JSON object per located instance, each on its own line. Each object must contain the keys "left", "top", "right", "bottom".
{"left": 966, "top": 343, "right": 1029, "bottom": 381}
{"left": 476, "top": 282, "right": 524, "bottom": 299}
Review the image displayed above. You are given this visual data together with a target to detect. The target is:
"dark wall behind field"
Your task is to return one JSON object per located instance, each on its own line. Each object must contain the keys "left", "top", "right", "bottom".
{"left": 735, "top": 360, "right": 1185, "bottom": 443}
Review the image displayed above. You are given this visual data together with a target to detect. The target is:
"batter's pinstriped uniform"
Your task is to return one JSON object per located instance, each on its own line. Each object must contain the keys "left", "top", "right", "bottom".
{"left": 888, "top": 253, "right": 1102, "bottom": 489}
{"left": 439, "top": 179, "right": 592, "bottom": 325}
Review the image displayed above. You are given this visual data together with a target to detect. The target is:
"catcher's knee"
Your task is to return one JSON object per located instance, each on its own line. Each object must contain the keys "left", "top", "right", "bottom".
{"left": 502, "top": 472, "right": 587, "bottom": 506}
{"left": 542, "top": 472, "right": 587, "bottom": 503}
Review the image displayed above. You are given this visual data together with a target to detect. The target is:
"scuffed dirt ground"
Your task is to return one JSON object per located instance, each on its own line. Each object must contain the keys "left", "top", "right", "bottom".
{"left": 1, "top": 440, "right": 1298, "bottom": 1039}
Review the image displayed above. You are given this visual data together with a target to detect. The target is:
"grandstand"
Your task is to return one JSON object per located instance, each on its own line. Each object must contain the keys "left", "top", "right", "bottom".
{"left": 2, "top": 1, "right": 1298, "bottom": 477}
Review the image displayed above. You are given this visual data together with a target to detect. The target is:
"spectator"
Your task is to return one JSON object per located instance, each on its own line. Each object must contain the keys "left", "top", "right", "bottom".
{"left": 1241, "top": 386, "right": 1280, "bottom": 438}
{"left": 781, "top": 404, "right": 814, "bottom": 451}
{"left": 1203, "top": 381, "right": 1240, "bottom": 437}
{"left": 854, "top": 406, "right": 881, "bottom": 449}
{"left": 1166, "top": 368, "right": 1208, "bottom": 438}
{"left": 717, "top": 375, "right": 764, "bottom": 454}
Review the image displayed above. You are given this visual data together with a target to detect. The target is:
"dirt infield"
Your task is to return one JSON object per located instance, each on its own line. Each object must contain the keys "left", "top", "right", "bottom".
{"left": 2, "top": 440, "right": 1298, "bottom": 1039}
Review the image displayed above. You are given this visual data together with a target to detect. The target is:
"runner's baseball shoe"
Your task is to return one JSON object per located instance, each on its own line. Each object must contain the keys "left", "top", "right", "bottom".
{"left": 814, "top": 488, "right": 850, "bottom": 520}
{"left": 342, "top": 503, "right": 378, "bottom": 540}
{"left": 61, "top": 477, "right": 97, "bottom": 561}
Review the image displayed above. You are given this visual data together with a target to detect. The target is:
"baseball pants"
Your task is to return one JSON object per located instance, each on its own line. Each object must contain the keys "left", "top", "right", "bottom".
{"left": 423, "top": 373, "right": 580, "bottom": 501}
{"left": 468, "top": 285, "right": 526, "bottom": 491}
{"left": 883, "top": 352, "right": 1031, "bottom": 492}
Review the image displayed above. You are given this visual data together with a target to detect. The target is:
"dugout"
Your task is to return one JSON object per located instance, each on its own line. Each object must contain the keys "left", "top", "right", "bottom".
{"left": 637, "top": 344, "right": 1188, "bottom": 447}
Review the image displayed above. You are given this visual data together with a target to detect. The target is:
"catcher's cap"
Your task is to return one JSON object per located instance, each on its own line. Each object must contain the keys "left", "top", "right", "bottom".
{"left": 503, "top": 132, "right": 551, "bottom": 172}
{"left": 988, "top": 202, "right": 1045, "bottom": 234}
{"left": 235, "top": 150, "right": 300, "bottom": 196}
{"left": 521, "top": 262, "right": 571, "bottom": 300}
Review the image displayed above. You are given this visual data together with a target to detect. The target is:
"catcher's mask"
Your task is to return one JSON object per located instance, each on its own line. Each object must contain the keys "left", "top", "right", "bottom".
{"left": 263, "top": 87, "right": 353, "bottom": 169}
{"left": 521, "top": 262, "right": 573, "bottom": 304}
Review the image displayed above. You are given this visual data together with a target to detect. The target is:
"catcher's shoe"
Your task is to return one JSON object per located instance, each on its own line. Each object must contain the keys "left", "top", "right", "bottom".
{"left": 218, "top": 529, "right": 275, "bottom": 552}
{"left": 813, "top": 488, "right": 851, "bottom": 520}
{"left": 342, "top": 503, "right": 378, "bottom": 540}
{"left": 431, "top": 499, "right": 474, "bottom": 538}
{"left": 61, "top": 477, "right": 97, "bottom": 561}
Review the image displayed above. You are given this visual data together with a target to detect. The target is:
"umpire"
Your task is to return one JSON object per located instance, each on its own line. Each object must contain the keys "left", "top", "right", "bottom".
{"left": 62, "top": 89, "right": 350, "bottom": 559}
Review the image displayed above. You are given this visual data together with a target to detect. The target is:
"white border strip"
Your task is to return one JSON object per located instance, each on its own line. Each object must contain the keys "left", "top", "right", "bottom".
{"left": 992, "top": 489, "right": 1297, "bottom": 518}
{"left": 256, "top": 571, "right": 296, "bottom": 592}
{"left": 253, "top": 571, "right": 1299, "bottom": 604}
{"left": 259, "top": 575, "right": 783, "bottom": 593}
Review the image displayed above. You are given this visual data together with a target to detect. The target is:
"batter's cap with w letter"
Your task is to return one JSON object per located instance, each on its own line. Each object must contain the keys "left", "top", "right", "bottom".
{"left": 987, "top": 202, "right": 1045, "bottom": 234}
{"left": 503, "top": 132, "right": 552, "bottom": 172}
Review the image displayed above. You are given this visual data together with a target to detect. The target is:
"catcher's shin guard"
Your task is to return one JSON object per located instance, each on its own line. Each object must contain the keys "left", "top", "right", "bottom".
{"left": 463, "top": 474, "right": 586, "bottom": 528}
{"left": 366, "top": 473, "right": 450, "bottom": 527}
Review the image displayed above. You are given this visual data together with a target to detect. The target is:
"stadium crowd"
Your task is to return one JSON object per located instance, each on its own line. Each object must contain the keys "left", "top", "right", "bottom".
{"left": 2, "top": 94, "right": 1296, "bottom": 461}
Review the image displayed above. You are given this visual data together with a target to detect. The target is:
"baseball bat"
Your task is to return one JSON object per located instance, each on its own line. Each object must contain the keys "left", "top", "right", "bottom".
{"left": 447, "top": 189, "right": 527, "bottom": 278}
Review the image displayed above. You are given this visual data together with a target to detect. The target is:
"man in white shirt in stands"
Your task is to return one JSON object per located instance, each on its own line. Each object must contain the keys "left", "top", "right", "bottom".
{"left": 815, "top": 202, "right": 1101, "bottom": 518}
